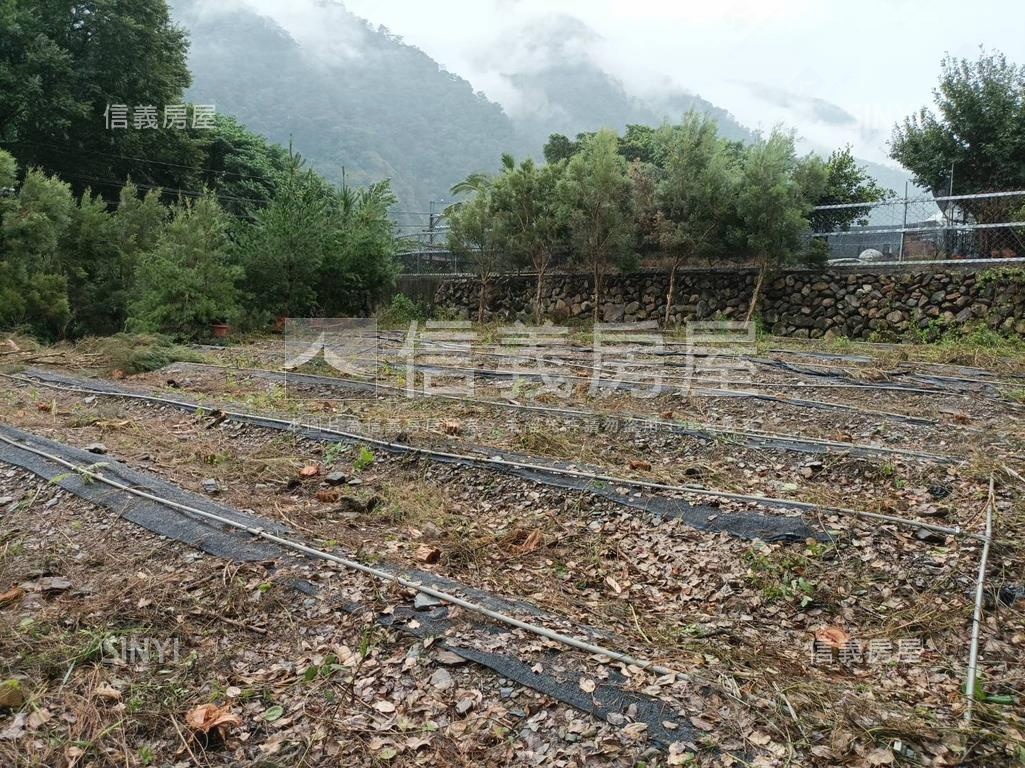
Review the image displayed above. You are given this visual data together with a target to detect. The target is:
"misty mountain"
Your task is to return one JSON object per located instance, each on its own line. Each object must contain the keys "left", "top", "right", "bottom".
{"left": 172, "top": 0, "right": 521, "bottom": 221}
{"left": 466, "top": 13, "right": 756, "bottom": 148}
{"left": 171, "top": 0, "right": 912, "bottom": 223}
{"left": 507, "top": 62, "right": 756, "bottom": 150}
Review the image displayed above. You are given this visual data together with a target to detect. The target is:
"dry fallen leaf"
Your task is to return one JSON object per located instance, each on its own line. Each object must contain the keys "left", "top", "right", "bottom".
{"left": 512, "top": 529, "right": 543, "bottom": 555}
{"left": 299, "top": 464, "right": 321, "bottom": 477}
{"left": 111, "top": 369, "right": 126, "bottom": 380}
{"left": 32, "top": 576, "right": 72, "bottom": 593}
{"left": 185, "top": 703, "right": 241, "bottom": 739}
{"left": 690, "top": 716, "right": 715, "bottom": 731}
{"left": 0, "top": 587, "right": 24, "bottom": 607}
{"left": 749, "top": 730, "right": 772, "bottom": 746}
{"left": 579, "top": 677, "right": 596, "bottom": 693}
{"left": 405, "top": 735, "right": 432, "bottom": 751}
{"left": 434, "top": 649, "right": 466, "bottom": 666}
{"left": 415, "top": 545, "right": 441, "bottom": 564}
{"left": 26, "top": 708, "right": 51, "bottom": 730}
{"left": 628, "top": 458, "right": 652, "bottom": 471}
{"left": 373, "top": 700, "right": 396, "bottom": 714}
{"left": 95, "top": 683, "right": 122, "bottom": 701}
{"left": 0, "top": 713, "right": 26, "bottom": 741}
{"left": 815, "top": 625, "right": 851, "bottom": 649}
{"left": 622, "top": 722, "right": 648, "bottom": 740}
{"left": 865, "top": 747, "right": 896, "bottom": 765}
{"left": 441, "top": 419, "right": 462, "bottom": 435}
{"left": 315, "top": 488, "right": 341, "bottom": 503}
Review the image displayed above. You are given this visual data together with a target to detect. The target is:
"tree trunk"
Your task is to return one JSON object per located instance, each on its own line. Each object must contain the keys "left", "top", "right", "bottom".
{"left": 592, "top": 264, "right": 602, "bottom": 325}
{"left": 533, "top": 268, "right": 545, "bottom": 325}
{"left": 745, "top": 263, "right": 767, "bottom": 324}
{"left": 664, "top": 259, "right": 679, "bottom": 327}
{"left": 477, "top": 277, "right": 488, "bottom": 323}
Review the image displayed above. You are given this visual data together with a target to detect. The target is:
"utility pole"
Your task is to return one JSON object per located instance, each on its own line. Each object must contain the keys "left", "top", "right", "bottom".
{"left": 428, "top": 199, "right": 452, "bottom": 271}
{"left": 428, "top": 200, "right": 437, "bottom": 248}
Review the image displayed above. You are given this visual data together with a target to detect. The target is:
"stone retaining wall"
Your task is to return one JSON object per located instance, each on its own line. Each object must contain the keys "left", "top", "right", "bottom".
{"left": 431, "top": 264, "right": 1025, "bottom": 339}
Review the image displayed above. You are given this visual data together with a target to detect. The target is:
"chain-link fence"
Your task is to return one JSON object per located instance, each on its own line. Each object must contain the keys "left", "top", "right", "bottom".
{"left": 809, "top": 190, "right": 1025, "bottom": 263}
{"left": 395, "top": 190, "right": 1025, "bottom": 273}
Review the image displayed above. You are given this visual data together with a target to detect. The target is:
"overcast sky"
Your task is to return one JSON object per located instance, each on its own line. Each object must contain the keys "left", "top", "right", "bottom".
{"left": 329, "top": 0, "right": 1021, "bottom": 166}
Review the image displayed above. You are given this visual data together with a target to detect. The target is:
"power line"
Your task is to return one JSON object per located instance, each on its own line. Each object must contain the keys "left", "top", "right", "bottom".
{"left": 54, "top": 170, "right": 271, "bottom": 208}
{"left": 0, "top": 138, "right": 282, "bottom": 185}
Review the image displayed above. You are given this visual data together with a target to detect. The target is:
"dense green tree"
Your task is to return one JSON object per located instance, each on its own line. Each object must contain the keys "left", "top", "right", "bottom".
{"left": 651, "top": 115, "right": 738, "bottom": 324}
{"left": 197, "top": 116, "right": 293, "bottom": 218}
{"left": 800, "top": 147, "right": 890, "bottom": 232}
{"left": 236, "top": 153, "right": 333, "bottom": 321}
{"left": 543, "top": 134, "right": 578, "bottom": 164}
{"left": 556, "top": 129, "right": 634, "bottom": 321}
{"left": 546, "top": 127, "right": 664, "bottom": 166}
{"left": 0, "top": 150, "right": 15, "bottom": 189}
{"left": 618, "top": 125, "right": 661, "bottom": 164}
{"left": 489, "top": 156, "right": 565, "bottom": 322}
{"left": 0, "top": 165, "right": 74, "bottom": 337}
{"left": 61, "top": 189, "right": 121, "bottom": 336}
{"left": 113, "top": 181, "right": 169, "bottom": 265}
{"left": 891, "top": 50, "right": 1025, "bottom": 223}
{"left": 318, "top": 182, "right": 398, "bottom": 317}
{"left": 128, "top": 194, "right": 241, "bottom": 338}
{"left": 446, "top": 185, "right": 505, "bottom": 322}
{"left": 734, "top": 130, "right": 809, "bottom": 320}
{"left": 102, "top": 181, "right": 170, "bottom": 331}
{"left": 0, "top": 0, "right": 202, "bottom": 198}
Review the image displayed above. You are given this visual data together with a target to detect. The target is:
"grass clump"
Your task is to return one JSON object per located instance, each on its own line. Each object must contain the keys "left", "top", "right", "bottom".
{"left": 76, "top": 333, "right": 204, "bottom": 375}
{"left": 377, "top": 295, "right": 430, "bottom": 327}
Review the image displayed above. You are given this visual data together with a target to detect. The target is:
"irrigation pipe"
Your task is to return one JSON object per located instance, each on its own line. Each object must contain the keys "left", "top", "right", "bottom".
{"left": 248, "top": 331, "right": 950, "bottom": 398}
{"left": 163, "top": 362, "right": 955, "bottom": 463}
{"left": 0, "top": 432, "right": 684, "bottom": 681}
{"left": 338, "top": 339, "right": 953, "bottom": 397}
{"left": 3, "top": 372, "right": 976, "bottom": 540}
{"left": 382, "top": 333, "right": 1025, "bottom": 389}
{"left": 963, "top": 476, "right": 995, "bottom": 724}
{"left": 305, "top": 358, "right": 939, "bottom": 425}
{"left": 377, "top": 339, "right": 951, "bottom": 395}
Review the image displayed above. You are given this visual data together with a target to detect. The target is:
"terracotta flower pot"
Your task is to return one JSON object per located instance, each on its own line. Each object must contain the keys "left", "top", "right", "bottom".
{"left": 211, "top": 323, "right": 231, "bottom": 338}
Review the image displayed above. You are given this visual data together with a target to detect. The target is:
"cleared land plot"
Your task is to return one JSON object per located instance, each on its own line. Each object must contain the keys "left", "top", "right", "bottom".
{"left": 1, "top": 334, "right": 1023, "bottom": 767}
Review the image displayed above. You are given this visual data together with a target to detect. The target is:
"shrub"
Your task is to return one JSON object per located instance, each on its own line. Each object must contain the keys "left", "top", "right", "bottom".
{"left": 377, "top": 294, "right": 429, "bottom": 326}
{"left": 128, "top": 195, "right": 241, "bottom": 339}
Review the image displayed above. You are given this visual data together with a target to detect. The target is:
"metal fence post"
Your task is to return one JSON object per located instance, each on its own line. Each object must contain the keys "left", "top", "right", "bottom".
{"left": 898, "top": 181, "right": 909, "bottom": 262}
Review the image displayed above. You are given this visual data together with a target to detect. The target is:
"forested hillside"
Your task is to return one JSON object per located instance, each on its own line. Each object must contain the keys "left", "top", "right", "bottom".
{"left": 172, "top": 0, "right": 522, "bottom": 220}
{"left": 0, "top": 0, "right": 398, "bottom": 341}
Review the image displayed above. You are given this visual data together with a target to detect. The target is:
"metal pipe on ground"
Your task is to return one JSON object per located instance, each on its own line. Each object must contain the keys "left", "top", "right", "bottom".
{"left": 162, "top": 361, "right": 957, "bottom": 464}
{"left": 0, "top": 432, "right": 686, "bottom": 681}
{"left": 964, "top": 476, "right": 995, "bottom": 724}
{"left": 1, "top": 371, "right": 979, "bottom": 541}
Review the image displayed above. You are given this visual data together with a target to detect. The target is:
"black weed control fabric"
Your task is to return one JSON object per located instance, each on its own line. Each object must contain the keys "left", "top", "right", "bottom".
{"left": 0, "top": 422, "right": 286, "bottom": 561}
{"left": 172, "top": 363, "right": 951, "bottom": 462}
{"left": 23, "top": 368, "right": 825, "bottom": 543}
{"left": 0, "top": 422, "right": 694, "bottom": 751}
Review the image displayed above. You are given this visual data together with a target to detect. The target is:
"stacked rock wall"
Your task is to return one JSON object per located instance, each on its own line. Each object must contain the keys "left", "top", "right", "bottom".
{"left": 430, "top": 265, "right": 1025, "bottom": 339}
